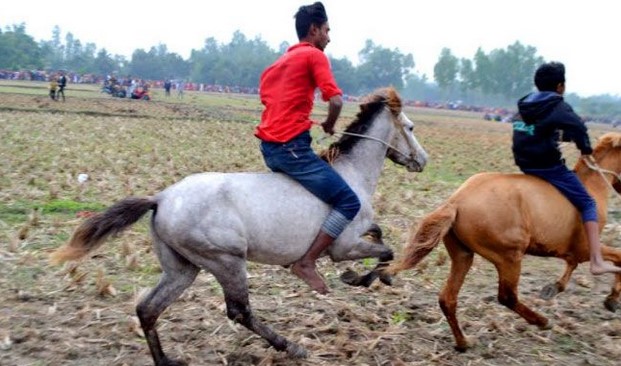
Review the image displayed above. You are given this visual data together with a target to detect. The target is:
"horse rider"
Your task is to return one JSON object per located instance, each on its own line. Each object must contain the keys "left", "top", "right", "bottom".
{"left": 512, "top": 61, "right": 621, "bottom": 275}
{"left": 255, "top": 2, "right": 360, "bottom": 294}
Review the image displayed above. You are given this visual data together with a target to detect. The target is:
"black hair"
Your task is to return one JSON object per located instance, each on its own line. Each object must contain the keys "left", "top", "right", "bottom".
{"left": 294, "top": 2, "right": 328, "bottom": 40}
{"left": 534, "top": 61, "right": 566, "bottom": 92}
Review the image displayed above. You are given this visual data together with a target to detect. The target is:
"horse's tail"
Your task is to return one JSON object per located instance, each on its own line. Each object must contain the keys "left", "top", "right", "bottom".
{"left": 386, "top": 202, "right": 457, "bottom": 275}
{"left": 50, "top": 196, "right": 157, "bottom": 264}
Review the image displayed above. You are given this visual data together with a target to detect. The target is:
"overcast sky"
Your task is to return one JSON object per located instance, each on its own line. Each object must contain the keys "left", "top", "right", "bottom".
{"left": 1, "top": 0, "right": 618, "bottom": 97}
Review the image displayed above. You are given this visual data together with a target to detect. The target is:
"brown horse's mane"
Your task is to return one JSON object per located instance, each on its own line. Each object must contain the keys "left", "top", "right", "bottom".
{"left": 320, "top": 87, "right": 402, "bottom": 163}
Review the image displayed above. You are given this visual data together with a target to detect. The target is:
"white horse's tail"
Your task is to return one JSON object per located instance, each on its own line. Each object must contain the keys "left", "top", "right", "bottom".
{"left": 50, "top": 196, "right": 157, "bottom": 264}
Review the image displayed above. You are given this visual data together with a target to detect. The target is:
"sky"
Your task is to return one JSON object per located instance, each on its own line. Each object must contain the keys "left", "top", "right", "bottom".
{"left": 1, "top": 0, "right": 619, "bottom": 97}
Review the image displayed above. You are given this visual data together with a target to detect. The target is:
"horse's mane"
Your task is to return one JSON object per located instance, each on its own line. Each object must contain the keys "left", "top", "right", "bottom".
{"left": 574, "top": 132, "right": 621, "bottom": 172}
{"left": 320, "top": 87, "right": 402, "bottom": 162}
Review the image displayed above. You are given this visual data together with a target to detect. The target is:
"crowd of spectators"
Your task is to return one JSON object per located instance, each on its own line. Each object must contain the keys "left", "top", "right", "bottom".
{"left": 5, "top": 69, "right": 618, "bottom": 126}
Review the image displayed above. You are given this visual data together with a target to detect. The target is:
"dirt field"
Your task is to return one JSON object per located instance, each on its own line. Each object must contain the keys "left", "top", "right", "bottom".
{"left": 1, "top": 82, "right": 621, "bottom": 366}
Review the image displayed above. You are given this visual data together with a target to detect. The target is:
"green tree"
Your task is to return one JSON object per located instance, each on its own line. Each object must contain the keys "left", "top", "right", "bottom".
{"left": 189, "top": 31, "right": 277, "bottom": 86}
{"left": 472, "top": 48, "right": 494, "bottom": 95}
{"left": 433, "top": 48, "right": 459, "bottom": 95}
{"left": 92, "top": 48, "right": 117, "bottom": 76}
{"left": 0, "top": 24, "right": 43, "bottom": 70}
{"left": 329, "top": 56, "right": 358, "bottom": 95}
{"left": 356, "top": 40, "right": 414, "bottom": 93}
{"left": 127, "top": 44, "right": 188, "bottom": 80}
{"left": 458, "top": 58, "right": 476, "bottom": 93}
{"left": 491, "top": 41, "right": 542, "bottom": 99}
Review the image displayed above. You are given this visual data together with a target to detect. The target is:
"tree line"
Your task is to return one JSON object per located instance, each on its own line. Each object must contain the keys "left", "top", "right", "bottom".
{"left": 1, "top": 23, "right": 619, "bottom": 120}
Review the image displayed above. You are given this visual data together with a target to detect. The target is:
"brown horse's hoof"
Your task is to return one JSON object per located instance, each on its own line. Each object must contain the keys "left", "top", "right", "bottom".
{"left": 604, "top": 296, "right": 620, "bottom": 313}
{"left": 453, "top": 337, "right": 470, "bottom": 352}
{"left": 538, "top": 320, "right": 552, "bottom": 330}
{"left": 539, "top": 283, "right": 560, "bottom": 300}
{"left": 454, "top": 343, "right": 469, "bottom": 353}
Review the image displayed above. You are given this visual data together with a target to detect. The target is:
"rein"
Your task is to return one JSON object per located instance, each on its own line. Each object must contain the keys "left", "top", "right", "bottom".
{"left": 335, "top": 130, "right": 411, "bottom": 157}
{"left": 316, "top": 114, "right": 412, "bottom": 158}
{"left": 583, "top": 156, "right": 621, "bottom": 200}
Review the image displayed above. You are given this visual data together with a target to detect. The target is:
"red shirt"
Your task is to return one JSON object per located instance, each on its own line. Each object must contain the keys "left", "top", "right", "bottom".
{"left": 255, "top": 42, "right": 342, "bottom": 143}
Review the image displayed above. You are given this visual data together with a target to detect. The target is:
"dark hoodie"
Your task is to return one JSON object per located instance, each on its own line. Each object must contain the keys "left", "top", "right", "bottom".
{"left": 512, "top": 91, "right": 592, "bottom": 169}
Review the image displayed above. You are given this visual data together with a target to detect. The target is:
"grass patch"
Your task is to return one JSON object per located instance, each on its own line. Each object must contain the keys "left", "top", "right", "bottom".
{"left": 38, "top": 199, "right": 106, "bottom": 214}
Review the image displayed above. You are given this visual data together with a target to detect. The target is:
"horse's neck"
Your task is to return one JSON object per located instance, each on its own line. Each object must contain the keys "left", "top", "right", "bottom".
{"left": 334, "top": 111, "right": 392, "bottom": 197}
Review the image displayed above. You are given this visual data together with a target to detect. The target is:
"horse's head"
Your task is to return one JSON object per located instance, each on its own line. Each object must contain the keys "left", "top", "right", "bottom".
{"left": 320, "top": 87, "right": 428, "bottom": 172}
{"left": 371, "top": 88, "right": 428, "bottom": 172}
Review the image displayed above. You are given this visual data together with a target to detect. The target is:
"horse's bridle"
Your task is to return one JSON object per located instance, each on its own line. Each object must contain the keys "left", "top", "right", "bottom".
{"left": 331, "top": 112, "right": 414, "bottom": 158}
{"left": 583, "top": 155, "right": 621, "bottom": 198}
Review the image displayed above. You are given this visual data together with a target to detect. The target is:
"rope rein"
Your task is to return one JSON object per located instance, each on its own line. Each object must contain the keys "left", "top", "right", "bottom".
{"left": 583, "top": 156, "right": 621, "bottom": 200}
{"left": 335, "top": 131, "right": 410, "bottom": 157}
{"left": 316, "top": 114, "right": 412, "bottom": 158}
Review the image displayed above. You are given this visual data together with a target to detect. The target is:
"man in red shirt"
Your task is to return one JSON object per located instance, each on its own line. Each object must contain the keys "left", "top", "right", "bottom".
{"left": 255, "top": 2, "right": 360, "bottom": 294}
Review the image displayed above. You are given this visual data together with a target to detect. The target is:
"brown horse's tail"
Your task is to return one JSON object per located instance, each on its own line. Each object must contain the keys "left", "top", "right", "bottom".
{"left": 386, "top": 202, "right": 457, "bottom": 275}
{"left": 50, "top": 196, "right": 157, "bottom": 264}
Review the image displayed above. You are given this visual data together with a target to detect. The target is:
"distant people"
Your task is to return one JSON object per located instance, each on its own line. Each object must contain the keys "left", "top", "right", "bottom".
{"left": 177, "top": 80, "right": 186, "bottom": 98}
{"left": 49, "top": 75, "right": 58, "bottom": 101}
{"left": 164, "top": 79, "right": 172, "bottom": 97}
{"left": 512, "top": 61, "right": 621, "bottom": 275}
{"left": 128, "top": 78, "right": 137, "bottom": 97}
{"left": 131, "top": 86, "right": 150, "bottom": 100}
{"left": 57, "top": 72, "right": 67, "bottom": 102}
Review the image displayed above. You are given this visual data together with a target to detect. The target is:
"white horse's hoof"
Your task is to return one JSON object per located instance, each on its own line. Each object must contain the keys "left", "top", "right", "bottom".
{"left": 286, "top": 343, "right": 308, "bottom": 358}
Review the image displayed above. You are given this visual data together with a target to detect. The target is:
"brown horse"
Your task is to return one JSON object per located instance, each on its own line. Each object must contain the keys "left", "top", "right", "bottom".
{"left": 388, "top": 132, "right": 621, "bottom": 351}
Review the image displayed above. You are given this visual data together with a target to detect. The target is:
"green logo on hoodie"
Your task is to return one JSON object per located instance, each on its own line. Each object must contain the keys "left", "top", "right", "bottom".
{"left": 513, "top": 121, "right": 535, "bottom": 136}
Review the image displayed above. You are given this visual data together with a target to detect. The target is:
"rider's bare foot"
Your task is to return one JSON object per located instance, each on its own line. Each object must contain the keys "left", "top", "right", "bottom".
{"left": 590, "top": 261, "right": 621, "bottom": 275}
{"left": 291, "top": 261, "right": 329, "bottom": 294}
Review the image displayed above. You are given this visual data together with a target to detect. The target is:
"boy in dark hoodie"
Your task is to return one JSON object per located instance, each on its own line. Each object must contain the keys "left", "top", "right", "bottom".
{"left": 512, "top": 61, "right": 621, "bottom": 275}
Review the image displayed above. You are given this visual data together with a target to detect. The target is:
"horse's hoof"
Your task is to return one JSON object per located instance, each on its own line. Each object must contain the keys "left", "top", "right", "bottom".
{"left": 604, "top": 296, "right": 620, "bottom": 313}
{"left": 539, "top": 284, "right": 559, "bottom": 300}
{"left": 379, "top": 273, "right": 393, "bottom": 286}
{"left": 340, "top": 269, "right": 361, "bottom": 286}
{"left": 160, "top": 357, "right": 188, "bottom": 366}
{"left": 286, "top": 343, "right": 308, "bottom": 358}
{"left": 454, "top": 343, "right": 469, "bottom": 353}
{"left": 366, "top": 223, "right": 383, "bottom": 240}
{"left": 538, "top": 320, "right": 552, "bottom": 330}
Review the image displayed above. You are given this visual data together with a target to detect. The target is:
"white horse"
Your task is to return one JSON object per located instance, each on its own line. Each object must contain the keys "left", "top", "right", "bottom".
{"left": 51, "top": 87, "right": 428, "bottom": 366}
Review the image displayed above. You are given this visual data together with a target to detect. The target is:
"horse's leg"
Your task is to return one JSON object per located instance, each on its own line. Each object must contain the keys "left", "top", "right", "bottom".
{"left": 202, "top": 254, "right": 308, "bottom": 358}
{"left": 602, "top": 246, "right": 621, "bottom": 311}
{"left": 439, "top": 232, "right": 474, "bottom": 352}
{"left": 362, "top": 223, "right": 395, "bottom": 286}
{"left": 136, "top": 243, "right": 200, "bottom": 366}
{"left": 333, "top": 239, "right": 394, "bottom": 287}
{"left": 604, "top": 273, "right": 621, "bottom": 312}
{"left": 540, "top": 261, "right": 578, "bottom": 300}
{"left": 494, "top": 258, "right": 550, "bottom": 329}
{"left": 364, "top": 223, "right": 383, "bottom": 243}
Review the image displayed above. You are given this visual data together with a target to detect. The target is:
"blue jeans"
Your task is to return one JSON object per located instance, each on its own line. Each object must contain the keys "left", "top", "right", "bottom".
{"left": 522, "top": 164, "right": 597, "bottom": 222}
{"left": 260, "top": 131, "right": 361, "bottom": 237}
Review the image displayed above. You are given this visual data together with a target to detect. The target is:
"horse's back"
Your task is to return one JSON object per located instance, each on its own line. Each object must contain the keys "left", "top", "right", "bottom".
{"left": 151, "top": 171, "right": 330, "bottom": 265}
{"left": 449, "top": 172, "right": 582, "bottom": 254}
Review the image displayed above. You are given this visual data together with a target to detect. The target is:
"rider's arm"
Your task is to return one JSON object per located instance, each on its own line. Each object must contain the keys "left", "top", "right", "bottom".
{"left": 322, "top": 95, "right": 342, "bottom": 135}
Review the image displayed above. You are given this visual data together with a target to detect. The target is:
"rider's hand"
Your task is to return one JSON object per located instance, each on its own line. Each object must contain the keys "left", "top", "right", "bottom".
{"left": 321, "top": 121, "right": 335, "bottom": 135}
